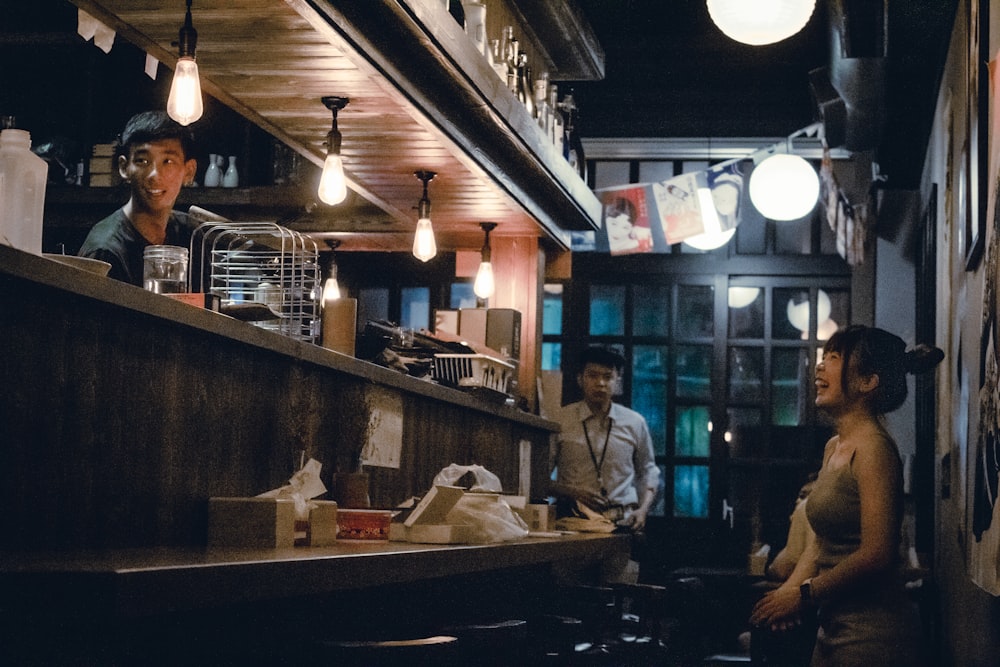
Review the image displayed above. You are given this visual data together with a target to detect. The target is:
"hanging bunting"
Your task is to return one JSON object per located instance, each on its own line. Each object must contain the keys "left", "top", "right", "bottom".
{"left": 820, "top": 147, "right": 865, "bottom": 265}
{"left": 706, "top": 162, "right": 746, "bottom": 233}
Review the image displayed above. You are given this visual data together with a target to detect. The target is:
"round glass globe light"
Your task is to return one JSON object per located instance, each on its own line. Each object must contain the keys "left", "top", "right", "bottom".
{"left": 683, "top": 227, "right": 736, "bottom": 251}
{"left": 706, "top": 0, "right": 816, "bottom": 46}
{"left": 749, "top": 154, "right": 820, "bottom": 221}
{"left": 786, "top": 288, "right": 831, "bottom": 332}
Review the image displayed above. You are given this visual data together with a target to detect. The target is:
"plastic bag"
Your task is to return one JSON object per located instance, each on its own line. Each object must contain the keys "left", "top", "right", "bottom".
{"left": 432, "top": 463, "right": 503, "bottom": 493}
{"left": 445, "top": 493, "right": 529, "bottom": 543}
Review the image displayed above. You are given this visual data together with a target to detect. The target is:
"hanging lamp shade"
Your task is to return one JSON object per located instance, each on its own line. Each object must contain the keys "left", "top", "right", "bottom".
{"left": 706, "top": 0, "right": 816, "bottom": 46}
{"left": 749, "top": 153, "right": 819, "bottom": 220}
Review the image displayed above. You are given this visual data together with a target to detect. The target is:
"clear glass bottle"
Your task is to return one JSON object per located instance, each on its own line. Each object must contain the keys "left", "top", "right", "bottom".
{"left": 534, "top": 73, "right": 550, "bottom": 130}
{"left": 548, "top": 84, "right": 564, "bottom": 153}
{"left": 490, "top": 39, "right": 505, "bottom": 81}
{"left": 516, "top": 52, "right": 534, "bottom": 117}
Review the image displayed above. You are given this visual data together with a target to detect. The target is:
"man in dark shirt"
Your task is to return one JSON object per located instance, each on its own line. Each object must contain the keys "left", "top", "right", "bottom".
{"left": 78, "top": 111, "right": 198, "bottom": 286}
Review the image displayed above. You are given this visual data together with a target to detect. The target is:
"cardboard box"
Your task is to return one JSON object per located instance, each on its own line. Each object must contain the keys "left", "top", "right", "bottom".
{"left": 395, "top": 485, "right": 473, "bottom": 544}
{"left": 207, "top": 497, "right": 295, "bottom": 548}
{"left": 458, "top": 308, "right": 487, "bottom": 347}
{"left": 486, "top": 308, "right": 521, "bottom": 360}
{"left": 305, "top": 500, "right": 339, "bottom": 546}
{"left": 336, "top": 509, "right": 392, "bottom": 541}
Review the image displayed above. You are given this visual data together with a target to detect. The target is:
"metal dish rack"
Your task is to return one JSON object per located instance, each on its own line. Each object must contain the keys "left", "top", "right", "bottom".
{"left": 188, "top": 210, "right": 321, "bottom": 343}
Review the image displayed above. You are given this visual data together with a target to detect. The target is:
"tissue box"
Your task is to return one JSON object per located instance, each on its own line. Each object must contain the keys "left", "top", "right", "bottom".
{"left": 394, "top": 485, "right": 473, "bottom": 544}
{"left": 336, "top": 509, "right": 393, "bottom": 541}
{"left": 208, "top": 497, "right": 295, "bottom": 548}
{"left": 297, "top": 500, "right": 339, "bottom": 547}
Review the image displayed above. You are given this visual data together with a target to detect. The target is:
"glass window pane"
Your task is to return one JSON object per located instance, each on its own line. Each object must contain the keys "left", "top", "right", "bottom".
{"left": 593, "top": 161, "right": 631, "bottom": 189}
{"left": 400, "top": 286, "right": 429, "bottom": 331}
{"left": 676, "top": 345, "right": 712, "bottom": 400}
{"left": 736, "top": 204, "right": 767, "bottom": 254}
{"left": 541, "top": 342, "right": 562, "bottom": 371}
{"left": 729, "top": 347, "right": 764, "bottom": 402}
{"left": 450, "top": 282, "right": 477, "bottom": 309}
{"left": 774, "top": 287, "right": 810, "bottom": 340}
{"left": 676, "top": 285, "right": 714, "bottom": 338}
{"left": 675, "top": 405, "right": 711, "bottom": 457}
{"left": 639, "top": 161, "right": 675, "bottom": 183}
{"left": 674, "top": 465, "right": 709, "bottom": 518}
{"left": 774, "top": 215, "right": 814, "bottom": 254}
{"left": 634, "top": 284, "right": 670, "bottom": 336}
{"left": 590, "top": 284, "right": 626, "bottom": 335}
{"left": 726, "top": 407, "right": 762, "bottom": 458}
{"left": 728, "top": 286, "right": 764, "bottom": 338}
{"left": 772, "top": 348, "right": 812, "bottom": 426}
{"left": 543, "top": 284, "right": 564, "bottom": 335}
{"left": 633, "top": 345, "right": 668, "bottom": 456}
{"left": 358, "top": 287, "right": 389, "bottom": 327}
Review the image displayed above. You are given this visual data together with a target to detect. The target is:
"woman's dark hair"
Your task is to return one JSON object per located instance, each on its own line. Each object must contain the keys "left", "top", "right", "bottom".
{"left": 823, "top": 325, "right": 944, "bottom": 414}
{"left": 605, "top": 197, "right": 637, "bottom": 221}
{"left": 117, "top": 111, "right": 196, "bottom": 159}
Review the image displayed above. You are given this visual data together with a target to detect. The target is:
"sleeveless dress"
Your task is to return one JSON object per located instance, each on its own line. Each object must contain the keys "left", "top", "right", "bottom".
{"left": 805, "top": 452, "right": 925, "bottom": 667}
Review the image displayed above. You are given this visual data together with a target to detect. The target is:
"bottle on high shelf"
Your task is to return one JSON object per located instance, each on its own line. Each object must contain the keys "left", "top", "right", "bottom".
{"left": 558, "top": 89, "right": 586, "bottom": 180}
{"left": 534, "top": 71, "right": 550, "bottom": 132}
{"left": 516, "top": 52, "right": 534, "bottom": 117}
{"left": 548, "top": 84, "right": 564, "bottom": 154}
{"left": 490, "top": 39, "right": 505, "bottom": 81}
{"left": 505, "top": 36, "right": 519, "bottom": 94}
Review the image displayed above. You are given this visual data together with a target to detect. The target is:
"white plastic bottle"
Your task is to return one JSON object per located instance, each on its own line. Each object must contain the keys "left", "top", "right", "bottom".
{"left": 0, "top": 129, "right": 48, "bottom": 255}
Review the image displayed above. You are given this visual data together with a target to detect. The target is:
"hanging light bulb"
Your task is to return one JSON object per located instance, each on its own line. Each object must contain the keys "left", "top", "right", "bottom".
{"left": 473, "top": 222, "right": 497, "bottom": 300}
{"left": 166, "top": 0, "right": 204, "bottom": 126}
{"left": 318, "top": 96, "right": 349, "bottom": 205}
{"left": 749, "top": 152, "right": 819, "bottom": 221}
{"left": 322, "top": 240, "right": 342, "bottom": 300}
{"left": 412, "top": 170, "right": 438, "bottom": 262}
{"left": 706, "top": 0, "right": 816, "bottom": 46}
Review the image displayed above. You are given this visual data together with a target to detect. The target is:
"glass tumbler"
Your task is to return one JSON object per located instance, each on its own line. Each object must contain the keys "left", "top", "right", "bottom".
{"left": 143, "top": 245, "right": 189, "bottom": 294}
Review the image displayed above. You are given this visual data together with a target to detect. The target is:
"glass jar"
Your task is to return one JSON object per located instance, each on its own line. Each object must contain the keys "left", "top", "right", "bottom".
{"left": 143, "top": 245, "right": 189, "bottom": 294}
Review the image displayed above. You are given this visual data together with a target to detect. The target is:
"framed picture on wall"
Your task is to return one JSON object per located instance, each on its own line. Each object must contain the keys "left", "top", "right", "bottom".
{"left": 966, "top": 0, "right": 988, "bottom": 270}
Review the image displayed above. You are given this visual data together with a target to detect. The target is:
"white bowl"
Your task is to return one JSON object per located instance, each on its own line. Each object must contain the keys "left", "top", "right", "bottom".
{"left": 43, "top": 254, "right": 112, "bottom": 276}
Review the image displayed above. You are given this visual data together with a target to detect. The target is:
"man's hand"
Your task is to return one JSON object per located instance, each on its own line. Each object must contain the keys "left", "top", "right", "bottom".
{"left": 623, "top": 506, "right": 649, "bottom": 531}
{"left": 548, "top": 482, "right": 607, "bottom": 511}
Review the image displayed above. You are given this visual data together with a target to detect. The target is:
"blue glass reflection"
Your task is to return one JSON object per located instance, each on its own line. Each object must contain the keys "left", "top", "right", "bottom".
{"left": 675, "top": 405, "right": 711, "bottom": 457}
{"left": 674, "top": 465, "right": 709, "bottom": 518}
{"left": 633, "top": 345, "right": 668, "bottom": 456}
{"left": 590, "top": 285, "right": 626, "bottom": 335}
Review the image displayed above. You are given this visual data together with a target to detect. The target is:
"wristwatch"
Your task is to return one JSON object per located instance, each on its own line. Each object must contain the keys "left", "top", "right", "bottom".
{"left": 800, "top": 578, "right": 814, "bottom": 606}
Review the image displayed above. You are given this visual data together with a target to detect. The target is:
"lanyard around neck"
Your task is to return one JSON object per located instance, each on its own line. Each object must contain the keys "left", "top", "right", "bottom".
{"left": 583, "top": 415, "right": 613, "bottom": 495}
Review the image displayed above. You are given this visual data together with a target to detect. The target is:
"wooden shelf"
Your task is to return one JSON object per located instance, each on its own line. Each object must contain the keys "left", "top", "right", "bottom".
{"left": 67, "top": 0, "right": 604, "bottom": 251}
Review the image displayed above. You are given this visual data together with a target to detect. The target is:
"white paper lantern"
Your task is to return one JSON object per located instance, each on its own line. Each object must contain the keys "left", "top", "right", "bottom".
{"left": 749, "top": 154, "right": 820, "bottom": 221}
{"left": 706, "top": 0, "right": 816, "bottom": 46}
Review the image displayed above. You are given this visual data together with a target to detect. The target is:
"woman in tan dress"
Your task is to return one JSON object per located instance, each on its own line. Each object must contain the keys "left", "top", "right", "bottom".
{"left": 750, "top": 325, "right": 943, "bottom": 666}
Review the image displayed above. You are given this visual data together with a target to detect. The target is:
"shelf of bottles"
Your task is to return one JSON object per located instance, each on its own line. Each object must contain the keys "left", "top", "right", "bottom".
{"left": 455, "top": 0, "right": 590, "bottom": 182}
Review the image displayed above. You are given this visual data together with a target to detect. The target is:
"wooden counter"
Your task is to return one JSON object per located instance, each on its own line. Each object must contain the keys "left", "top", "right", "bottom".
{"left": 0, "top": 533, "right": 627, "bottom": 618}
{"left": 0, "top": 245, "right": 557, "bottom": 552}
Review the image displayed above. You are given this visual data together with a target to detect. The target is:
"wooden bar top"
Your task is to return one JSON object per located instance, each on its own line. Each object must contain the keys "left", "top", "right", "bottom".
{"left": 0, "top": 533, "right": 628, "bottom": 618}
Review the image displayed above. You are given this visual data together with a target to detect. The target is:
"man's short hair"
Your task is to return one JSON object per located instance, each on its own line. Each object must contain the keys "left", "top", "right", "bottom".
{"left": 118, "top": 111, "right": 196, "bottom": 159}
{"left": 578, "top": 346, "right": 625, "bottom": 373}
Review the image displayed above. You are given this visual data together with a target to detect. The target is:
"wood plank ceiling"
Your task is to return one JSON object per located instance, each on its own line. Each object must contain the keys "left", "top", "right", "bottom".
{"left": 69, "top": 0, "right": 560, "bottom": 252}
